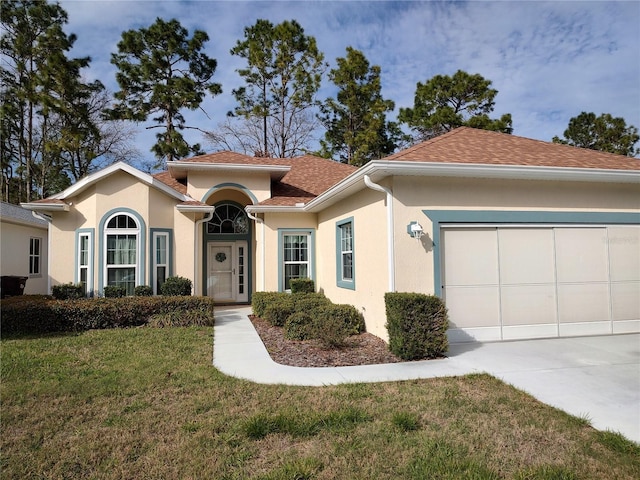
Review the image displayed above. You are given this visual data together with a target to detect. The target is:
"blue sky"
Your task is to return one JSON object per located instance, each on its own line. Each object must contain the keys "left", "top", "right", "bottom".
{"left": 58, "top": 0, "right": 640, "bottom": 164}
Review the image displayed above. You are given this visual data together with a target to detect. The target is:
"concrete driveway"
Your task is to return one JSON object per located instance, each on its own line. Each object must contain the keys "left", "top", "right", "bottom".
{"left": 214, "top": 307, "right": 640, "bottom": 443}
{"left": 447, "top": 335, "right": 640, "bottom": 443}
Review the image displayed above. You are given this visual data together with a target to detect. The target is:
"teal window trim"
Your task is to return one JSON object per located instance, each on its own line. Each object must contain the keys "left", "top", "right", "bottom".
{"left": 75, "top": 228, "right": 95, "bottom": 297}
{"left": 149, "top": 228, "right": 173, "bottom": 294}
{"left": 98, "top": 208, "right": 146, "bottom": 295}
{"left": 277, "top": 228, "right": 315, "bottom": 292}
{"left": 423, "top": 209, "right": 640, "bottom": 297}
{"left": 201, "top": 182, "right": 259, "bottom": 205}
{"left": 336, "top": 217, "right": 355, "bottom": 290}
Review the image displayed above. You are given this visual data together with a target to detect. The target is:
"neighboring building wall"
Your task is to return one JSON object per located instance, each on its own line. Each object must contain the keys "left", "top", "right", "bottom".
{"left": 0, "top": 217, "right": 49, "bottom": 295}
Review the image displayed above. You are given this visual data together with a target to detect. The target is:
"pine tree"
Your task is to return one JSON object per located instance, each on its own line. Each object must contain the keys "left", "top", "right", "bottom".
{"left": 108, "top": 18, "right": 221, "bottom": 166}
{"left": 319, "top": 47, "right": 400, "bottom": 166}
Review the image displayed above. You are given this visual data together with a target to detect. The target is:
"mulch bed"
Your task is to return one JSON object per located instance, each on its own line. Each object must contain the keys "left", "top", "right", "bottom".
{"left": 249, "top": 315, "right": 402, "bottom": 367}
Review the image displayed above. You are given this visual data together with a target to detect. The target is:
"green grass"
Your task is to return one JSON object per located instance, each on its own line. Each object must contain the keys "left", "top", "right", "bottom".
{"left": 2, "top": 328, "right": 639, "bottom": 479}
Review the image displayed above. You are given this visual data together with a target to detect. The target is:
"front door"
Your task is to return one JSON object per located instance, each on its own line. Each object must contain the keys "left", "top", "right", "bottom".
{"left": 207, "top": 241, "right": 248, "bottom": 303}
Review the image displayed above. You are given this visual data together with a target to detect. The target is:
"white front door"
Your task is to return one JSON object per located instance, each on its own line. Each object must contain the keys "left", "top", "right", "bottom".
{"left": 207, "top": 241, "right": 248, "bottom": 303}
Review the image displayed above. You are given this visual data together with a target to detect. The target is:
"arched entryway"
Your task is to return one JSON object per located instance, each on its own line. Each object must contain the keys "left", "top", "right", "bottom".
{"left": 203, "top": 201, "right": 252, "bottom": 303}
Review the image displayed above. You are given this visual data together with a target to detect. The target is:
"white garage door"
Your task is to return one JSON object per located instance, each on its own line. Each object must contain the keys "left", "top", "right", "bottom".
{"left": 442, "top": 226, "right": 640, "bottom": 342}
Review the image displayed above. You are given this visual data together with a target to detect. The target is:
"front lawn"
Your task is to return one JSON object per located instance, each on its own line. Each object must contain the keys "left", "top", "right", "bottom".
{"left": 1, "top": 327, "right": 638, "bottom": 479}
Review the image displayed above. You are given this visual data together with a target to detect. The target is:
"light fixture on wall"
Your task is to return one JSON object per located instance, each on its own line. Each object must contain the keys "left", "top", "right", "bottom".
{"left": 407, "top": 221, "right": 424, "bottom": 240}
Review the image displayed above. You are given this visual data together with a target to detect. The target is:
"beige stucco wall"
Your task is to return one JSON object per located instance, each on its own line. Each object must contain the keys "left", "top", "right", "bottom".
{"left": 47, "top": 171, "right": 192, "bottom": 295}
{"left": 261, "top": 212, "right": 318, "bottom": 292}
{"left": 316, "top": 186, "right": 390, "bottom": 339}
{"left": 0, "top": 220, "right": 49, "bottom": 295}
{"left": 391, "top": 175, "right": 640, "bottom": 299}
{"left": 187, "top": 171, "right": 271, "bottom": 204}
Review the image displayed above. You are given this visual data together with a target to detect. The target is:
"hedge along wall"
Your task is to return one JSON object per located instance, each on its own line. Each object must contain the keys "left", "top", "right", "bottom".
{"left": 385, "top": 292, "right": 449, "bottom": 360}
{"left": 0, "top": 296, "right": 215, "bottom": 335}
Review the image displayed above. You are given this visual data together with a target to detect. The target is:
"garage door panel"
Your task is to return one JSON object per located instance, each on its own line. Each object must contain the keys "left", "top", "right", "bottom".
{"left": 555, "top": 228, "right": 609, "bottom": 283}
{"left": 443, "top": 225, "right": 639, "bottom": 342}
{"left": 498, "top": 229, "right": 555, "bottom": 284}
{"left": 444, "top": 286, "right": 500, "bottom": 328}
{"left": 558, "top": 283, "right": 610, "bottom": 324}
{"left": 442, "top": 229, "right": 498, "bottom": 286}
{"left": 611, "top": 282, "right": 640, "bottom": 321}
{"left": 501, "top": 284, "right": 557, "bottom": 326}
{"left": 608, "top": 227, "right": 640, "bottom": 282}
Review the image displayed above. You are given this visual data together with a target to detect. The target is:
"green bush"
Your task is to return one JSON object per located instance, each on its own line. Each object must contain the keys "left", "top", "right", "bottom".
{"left": 290, "top": 278, "right": 315, "bottom": 294}
{"left": 317, "top": 303, "right": 365, "bottom": 336}
{"left": 312, "top": 311, "right": 351, "bottom": 348}
{"left": 292, "top": 293, "right": 332, "bottom": 317}
{"left": 263, "top": 295, "right": 295, "bottom": 327}
{"left": 251, "top": 292, "right": 287, "bottom": 318}
{"left": 103, "top": 285, "right": 126, "bottom": 298}
{"left": 135, "top": 285, "right": 153, "bottom": 297}
{"left": 160, "top": 276, "right": 192, "bottom": 296}
{"left": 0, "top": 296, "right": 215, "bottom": 335}
{"left": 284, "top": 311, "right": 315, "bottom": 340}
{"left": 385, "top": 292, "right": 449, "bottom": 360}
{"left": 52, "top": 283, "right": 84, "bottom": 300}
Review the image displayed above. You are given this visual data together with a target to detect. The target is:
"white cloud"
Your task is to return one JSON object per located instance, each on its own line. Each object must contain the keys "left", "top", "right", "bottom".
{"left": 56, "top": 0, "right": 639, "bottom": 162}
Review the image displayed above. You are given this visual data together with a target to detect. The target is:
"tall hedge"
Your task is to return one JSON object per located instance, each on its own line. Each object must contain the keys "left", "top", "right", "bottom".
{"left": 0, "top": 296, "right": 215, "bottom": 335}
{"left": 385, "top": 292, "right": 449, "bottom": 360}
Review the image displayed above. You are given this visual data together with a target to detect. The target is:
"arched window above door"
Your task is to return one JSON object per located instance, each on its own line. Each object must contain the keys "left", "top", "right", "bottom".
{"left": 207, "top": 203, "right": 249, "bottom": 235}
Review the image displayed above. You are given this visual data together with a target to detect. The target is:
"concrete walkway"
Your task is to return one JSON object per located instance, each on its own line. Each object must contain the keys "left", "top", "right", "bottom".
{"left": 213, "top": 306, "right": 640, "bottom": 443}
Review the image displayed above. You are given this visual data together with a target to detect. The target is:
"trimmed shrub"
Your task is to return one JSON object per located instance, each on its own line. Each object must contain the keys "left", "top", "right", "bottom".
{"left": 284, "top": 311, "right": 315, "bottom": 340}
{"left": 312, "top": 311, "right": 351, "bottom": 348}
{"left": 103, "top": 285, "right": 126, "bottom": 298}
{"left": 385, "top": 292, "right": 449, "bottom": 360}
{"left": 290, "top": 278, "right": 315, "bottom": 294}
{"left": 52, "top": 283, "right": 84, "bottom": 300}
{"left": 251, "top": 291, "right": 286, "bottom": 318}
{"left": 160, "top": 276, "right": 192, "bottom": 296}
{"left": 263, "top": 295, "right": 295, "bottom": 327}
{"left": 317, "top": 303, "right": 365, "bottom": 336}
{"left": 135, "top": 285, "right": 153, "bottom": 297}
{"left": 292, "top": 293, "right": 332, "bottom": 317}
{"left": 0, "top": 296, "right": 215, "bottom": 335}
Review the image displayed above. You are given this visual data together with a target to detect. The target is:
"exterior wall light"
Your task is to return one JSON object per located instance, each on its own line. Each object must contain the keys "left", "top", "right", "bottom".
{"left": 407, "top": 221, "right": 424, "bottom": 240}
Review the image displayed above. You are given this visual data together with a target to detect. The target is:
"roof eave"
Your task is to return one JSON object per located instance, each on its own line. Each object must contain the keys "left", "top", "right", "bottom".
{"left": 176, "top": 205, "right": 216, "bottom": 213}
{"left": 50, "top": 162, "right": 190, "bottom": 203}
{"left": 245, "top": 204, "right": 306, "bottom": 213}
{"left": 20, "top": 202, "right": 70, "bottom": 212}
{"left": 168, "top": 162, "right": 291, "bottom": 180}
{"left": 304, "top": 161, "right": 640, "bottom": 212}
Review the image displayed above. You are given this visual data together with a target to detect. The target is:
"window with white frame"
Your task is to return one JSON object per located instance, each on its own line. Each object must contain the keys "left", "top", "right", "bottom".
{"left": 336, "top": 218, "right": 355, "bottom": 289}
{"left": 105, "top": 213, "right": 139, "bottom": 296}
{"left": 78, "top": 232, "right": 91, "bottom": 295}
{"left": 152, "top": 231, "right": 169, "bottom": 295}
{"left": 29, "top": 237, "right": 41, "bottom": 276}
{"left": 281, "top": 232, "right": 311, "bottom": 291}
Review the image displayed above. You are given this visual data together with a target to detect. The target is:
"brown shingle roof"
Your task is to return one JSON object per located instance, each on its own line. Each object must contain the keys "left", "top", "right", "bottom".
{"left": 386, "top": 127, "right": 640, "bottom": 170}
{"left": 153, "top": 171, "right": 187, "bottom": 195}
{"left": 259, "top": 155, "right": 357, "bottom": 206}
{"left": 179, "top": 150, "right": 292, "bottom": 166}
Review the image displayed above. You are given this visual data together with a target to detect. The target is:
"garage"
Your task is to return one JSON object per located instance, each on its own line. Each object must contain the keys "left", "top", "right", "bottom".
{"left": 442, "top": 225, "right": 640, "bottom": 342}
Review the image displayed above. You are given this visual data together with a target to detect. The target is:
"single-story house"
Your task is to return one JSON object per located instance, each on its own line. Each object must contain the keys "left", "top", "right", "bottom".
{"left": 1, "top": 201, "right": 49, "bottom": 296}
{"left": 22, "top": 127, "right": 640, "bottom": 342}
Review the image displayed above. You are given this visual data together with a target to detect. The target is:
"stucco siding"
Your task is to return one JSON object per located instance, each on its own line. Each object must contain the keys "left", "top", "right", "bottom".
{"left": 317, "top": 187, "right": 390, "bottom": 339}
{"left": 187, "top": 172, "right": 271, "bottom": 204}
{"left": 262, "top": 213, "right": 317, "bottom": 292}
